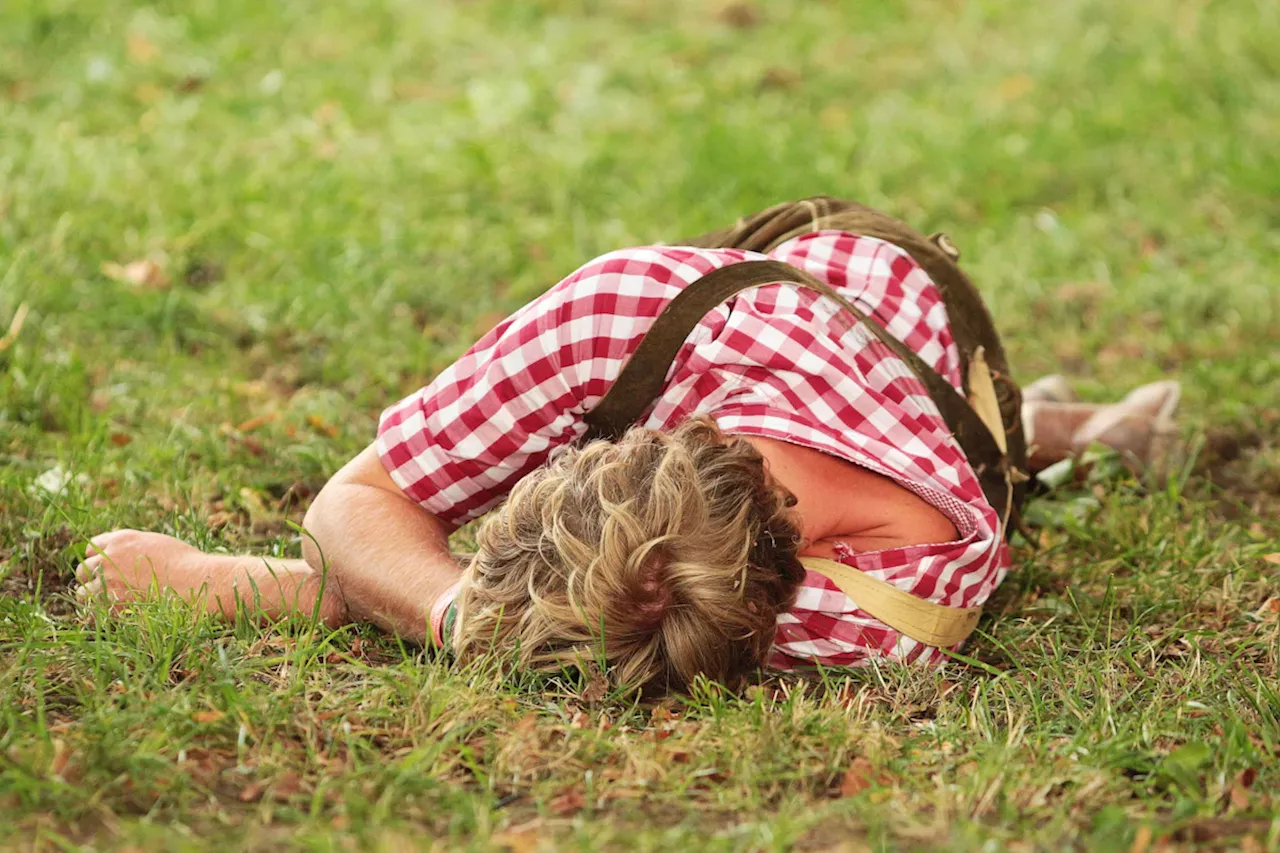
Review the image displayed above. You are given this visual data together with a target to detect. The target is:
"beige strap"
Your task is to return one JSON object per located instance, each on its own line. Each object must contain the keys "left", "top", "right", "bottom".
{"left": 800, "top": 556, "right": 983, "bottom": 648}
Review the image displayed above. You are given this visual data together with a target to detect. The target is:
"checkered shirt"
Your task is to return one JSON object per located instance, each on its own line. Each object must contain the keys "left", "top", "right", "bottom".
{"left": 378, "top": 230, "right": 1010, "bottom": 669}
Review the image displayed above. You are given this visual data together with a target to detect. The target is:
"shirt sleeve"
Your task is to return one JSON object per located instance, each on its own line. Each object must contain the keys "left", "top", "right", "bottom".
{"left": 374, "top": 246, "right": 731, "bottom": 526}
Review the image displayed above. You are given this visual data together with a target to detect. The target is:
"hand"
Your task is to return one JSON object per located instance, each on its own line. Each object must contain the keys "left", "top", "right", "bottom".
{"left": 75, "top": 529, "right": 206, "bottom": 604}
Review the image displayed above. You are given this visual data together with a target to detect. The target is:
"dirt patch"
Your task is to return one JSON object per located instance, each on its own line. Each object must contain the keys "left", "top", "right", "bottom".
{"left": 0, "top": 524, "right": 79, "bottom": 614}
{"left": 1192, "top": 419, "right": 1280, "bottom": 521}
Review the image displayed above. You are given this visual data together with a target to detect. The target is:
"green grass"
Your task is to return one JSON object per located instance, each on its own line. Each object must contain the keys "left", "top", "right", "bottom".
{"left": 2, "top": 0, "right": 1279, "bottom": 849}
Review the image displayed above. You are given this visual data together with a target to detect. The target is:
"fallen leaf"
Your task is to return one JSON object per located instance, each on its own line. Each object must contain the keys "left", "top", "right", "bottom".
{"left": 307, "top": 414, "right": 338, "bottom": 437}
{"left": 101, "top": 259, "right": 170, "bottom": 289}
{"left": 1263, "top": 553, "right": 1280, "bottom": 566}
{"left": 758, "top": 67, "right": 801, "bottom": 91}
{"left": 176, "top": 75, "right": 206, "bottom": 94}
{"left": 718, "top": 1, "right": 760, "bottom": 27}
{"left": 569, "top": 710, "right": 590, "bottom": 729}
{"left": 192, "top": 710, "right": 225, "bottom": 724}
{"left": 235, "top": 413, "right": 277, "bottom": 433}
{"left": 549, "top": 787, "right": 585, "bottom": 816}
{"left": 239, "top": 780, "right": 267, "bottom": 803}
{"left": 580, "top": 672, "right": 608, "bottom": 704}
{"left": 109, "top": 432, "right": 132, "bottom": 447}
{"left": 271, "top": 770, "right": 302, "bottom": 801}
{"left": 839, "top": 757, "right": 876, "bottom": 796}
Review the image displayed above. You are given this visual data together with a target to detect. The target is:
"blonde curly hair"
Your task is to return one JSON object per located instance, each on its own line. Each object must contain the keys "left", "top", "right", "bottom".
{"left": 452, "top": 416, "right": 805, "bottom": 695}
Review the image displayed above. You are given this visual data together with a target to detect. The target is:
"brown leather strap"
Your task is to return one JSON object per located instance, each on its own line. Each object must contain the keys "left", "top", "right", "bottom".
{"left": 582, "top": 260, "right": 1013, "bottom": 515}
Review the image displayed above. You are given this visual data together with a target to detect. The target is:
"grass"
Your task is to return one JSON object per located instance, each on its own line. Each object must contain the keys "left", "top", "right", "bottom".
{"left": 2, "top": 0, "right": 1279, "bottom": 849}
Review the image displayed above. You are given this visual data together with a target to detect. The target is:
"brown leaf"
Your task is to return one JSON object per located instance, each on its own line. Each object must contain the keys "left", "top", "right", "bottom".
{"left": 109, "top": 432, "right": 132, "bottom": 447}
{"left": 1237, "top": 766, "right": 1258, "bottom": 788}
{"left": 718, "top": 1, "right": 760, "bottom": 27}
{"left": 758, "top": 67, "right": 801, "bottom": 91}
{"left": 271, "top": 770, "right": 302, "bottom": 801}
{"left": 175, "top": 76, "right": 206, "bottom": 94}
{"left": 549, "top": 787, "right": 585, "bottom": 816}
{"left": 101, "top": 259, "right": 170, "bottom": 289}
{"left": 235, "top": 413, "right": 277, "bottom": 433}
{"left": 580, "top": 672, "right": 608, "bottom": 704}
{"left": 569, "top": 710, "right": 590, "bottom": 729}
{"left": 192, "top": 710, "right": 225, "bottom": 724}
{"left": 307, "top": 414, "right": 339, "bottom": 437}
{"left": 1262, "top": 553, "right": 1280, "bottom": 566}
{"left": 238, "top": 780, "right": 267, "bottom": 803}
{"left": 839, "top": 757, "right": 875, "bottom": 796}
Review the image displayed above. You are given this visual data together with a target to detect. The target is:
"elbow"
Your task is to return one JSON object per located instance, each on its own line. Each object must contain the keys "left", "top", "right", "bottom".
{"left": 300, "top": 487, "right": 335, "bottom": 570}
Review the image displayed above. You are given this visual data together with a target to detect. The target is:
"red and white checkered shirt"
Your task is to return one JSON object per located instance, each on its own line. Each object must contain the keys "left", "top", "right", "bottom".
{"left": 379, "top": 231, "right": 1010, "bottom": 669}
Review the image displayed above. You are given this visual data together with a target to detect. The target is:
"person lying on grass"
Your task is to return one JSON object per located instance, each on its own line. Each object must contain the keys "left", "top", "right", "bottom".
{"left": 74, "top": 197, "right": 1181, "bottom": 695}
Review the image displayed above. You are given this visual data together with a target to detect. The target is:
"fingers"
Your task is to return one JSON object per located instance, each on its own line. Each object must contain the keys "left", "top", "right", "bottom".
{"left": 75, "top": 529, "right": 137, "bottom": 602}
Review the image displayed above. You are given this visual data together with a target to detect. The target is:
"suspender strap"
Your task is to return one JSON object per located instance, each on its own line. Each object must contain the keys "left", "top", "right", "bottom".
{"left": 581, "top": 259, "right": 1013, "bottom": 516}
{"left": 800, "top": 557, "right": 982, "bottom": 648}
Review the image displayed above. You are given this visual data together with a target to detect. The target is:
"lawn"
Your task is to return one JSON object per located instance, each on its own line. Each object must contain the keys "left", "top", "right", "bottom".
{"left": 2, "top": 0, "right": 1279, "bottom": 849}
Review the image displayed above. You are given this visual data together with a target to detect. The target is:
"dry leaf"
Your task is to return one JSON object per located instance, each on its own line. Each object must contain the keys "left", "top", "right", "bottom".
{"left": 839, "top": 757, "right": 875, "bottom": 796}
{"left": 101, "top": 259, "right": 170, "bottom": 289}
{"left": 192, "top": 710, "right": 225, "bottom": 724}
{"left": 549, "top": 787, "right": 585, "bottom": 816}
{"left": 307, "top": 414, "right": 338, "bottom": 437}
{"left": 718, "top": 1, "right": 760, "bottom": 27}
{"left": 235, "top": 413, "right": 276, "bottom": 433}
{"left": 1129, "top": 825, "right": 1152, "bottom": 853}
{"left": 109, "top": 432, "right": 132, "bottom": 447}
{"left": 271, "top": 770, "right": 302, "bottom": 801}
{"left": 758, "top": 67, "right": 801, "bottom": 91}
{"left": 580, "top": 672, "right": 608, "bottom": 704}
{"left": 1262, "top": 553, "right": 1280, "bottom": 566}
{"left": 238, "top": 780, "right": 267, "bottom": 803}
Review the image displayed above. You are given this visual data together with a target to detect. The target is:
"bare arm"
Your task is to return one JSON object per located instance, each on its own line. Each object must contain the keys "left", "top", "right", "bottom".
{"left": 78, "top": 443, "right": 463, "bottom": 645}
{"left": 299, "top": 443, "right": 464, "bottom": 643}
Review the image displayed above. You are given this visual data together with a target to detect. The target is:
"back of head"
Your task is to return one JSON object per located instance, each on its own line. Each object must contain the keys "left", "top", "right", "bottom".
{"left": 453, "top": 416, "right": 805, "bottom": 695}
